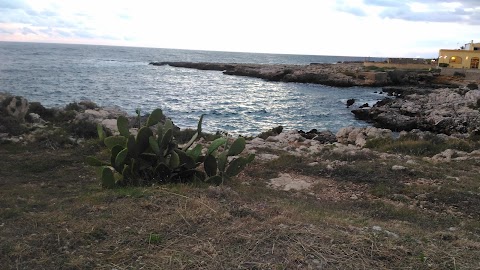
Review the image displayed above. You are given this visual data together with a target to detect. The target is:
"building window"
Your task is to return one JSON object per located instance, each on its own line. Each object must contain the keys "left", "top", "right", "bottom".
{"left": 471, "top": 57, "right": 479, "bottom": 69}
{"left": 449, "top": 56, "right": 462, "bottom": 64}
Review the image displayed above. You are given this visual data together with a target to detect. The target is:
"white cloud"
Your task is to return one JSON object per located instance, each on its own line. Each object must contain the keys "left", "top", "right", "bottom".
{"left": 0, "top": 0, "right": 479, "bottom": 57}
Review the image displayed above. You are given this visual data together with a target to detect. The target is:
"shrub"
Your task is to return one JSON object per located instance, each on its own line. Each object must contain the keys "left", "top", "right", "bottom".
{"left": 0, "top": 115, "right": 26, "bottom": 136}
{"left": 67, "top": 119, "right": 98, "bottom": 139}
{"left": 27, "top": 102, "right": 56, "bottom": 121}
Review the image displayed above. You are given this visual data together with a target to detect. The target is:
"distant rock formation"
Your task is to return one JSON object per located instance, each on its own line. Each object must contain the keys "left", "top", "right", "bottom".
{"left": 352, "top": 88, "right": 480, "bottom": 134}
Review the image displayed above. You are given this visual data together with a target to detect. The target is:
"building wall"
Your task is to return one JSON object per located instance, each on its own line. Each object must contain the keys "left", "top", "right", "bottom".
{"left": 438, "top": 49, "right": 480, "bottom": 69}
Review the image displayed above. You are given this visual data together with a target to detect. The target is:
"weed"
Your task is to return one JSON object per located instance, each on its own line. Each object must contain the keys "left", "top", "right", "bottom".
{"left": 0, "top": 208, "right": 23, "bottom": 219}
{"left": 86, "top": 227, "right": 108, "bottom": 241}
{"left": 0, "top": 115, "right": 26, "bottom": 135}
{"left": 66, "top": 119, "right": 98, "bottom": 138}
{"left": 112, "top": 187, "right": 147, "bottom": 198}
{"left": 147, "top": 233, "right": 163, "bottom": 244}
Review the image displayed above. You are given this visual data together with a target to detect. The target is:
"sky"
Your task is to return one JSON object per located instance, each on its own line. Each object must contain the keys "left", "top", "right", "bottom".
{"left": 1, "top": 0, "right": 480, "bottom": 58}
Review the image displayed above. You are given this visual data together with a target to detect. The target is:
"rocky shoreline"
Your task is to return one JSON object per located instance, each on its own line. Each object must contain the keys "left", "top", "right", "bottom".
{"left": 2, "top": 62, "right": 480, "bottom": 146}
{"left": 149, "top": 61, "right": 480, "bottom": 134}
{"left": 150, "top": 61, "right": 453, "bottom": 88}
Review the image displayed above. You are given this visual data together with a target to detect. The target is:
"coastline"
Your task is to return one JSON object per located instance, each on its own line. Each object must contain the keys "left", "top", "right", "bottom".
{"left": 150, "top": 61, "right": 457, "bottom": 88}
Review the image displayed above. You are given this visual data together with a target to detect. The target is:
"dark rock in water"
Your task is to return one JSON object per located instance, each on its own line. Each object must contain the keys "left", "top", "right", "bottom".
{"left": 313, "top": 130, "right": 337, "bottom": 143}
{"left": 298, "top": 129, "right": 317, "bottom": 139}
{"left": 346, "top": 98, "right": 355, "bottom": 107}
{"left": 258, "top": 126, "right": 283, "bottom": 140}
{"left": 359, "top": 103, "right": 369, "bottom": 108}
{"left": 351, "top": 108, "right": 371, "bottom": 120}
{"left": 298, "top": 129, "right": 336, "bottom": 143}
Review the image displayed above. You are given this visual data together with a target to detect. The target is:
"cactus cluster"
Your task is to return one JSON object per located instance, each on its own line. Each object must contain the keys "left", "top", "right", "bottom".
{"left": 86, "top": 109, "right": 254, "bottom": 188}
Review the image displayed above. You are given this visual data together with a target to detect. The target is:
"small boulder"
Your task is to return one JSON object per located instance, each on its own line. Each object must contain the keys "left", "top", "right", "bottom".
{"left": 0, "top": 94, "right": 29, "bottom": 122}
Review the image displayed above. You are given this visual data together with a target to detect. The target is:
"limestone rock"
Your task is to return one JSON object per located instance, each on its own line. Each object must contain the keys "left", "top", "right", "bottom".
{"left": 0, "top": 94, "right": 29, "bottom": 122}
{"left": 336, "top": 126, "right": 392, "bottom": 147}
{"left": 269, "top": 173, "right": 313, "bottom": 191}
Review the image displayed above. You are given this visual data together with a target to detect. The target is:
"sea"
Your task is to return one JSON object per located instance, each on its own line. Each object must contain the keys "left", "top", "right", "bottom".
{"left": 0, "top": 41, "right": 387, "bottom": 136}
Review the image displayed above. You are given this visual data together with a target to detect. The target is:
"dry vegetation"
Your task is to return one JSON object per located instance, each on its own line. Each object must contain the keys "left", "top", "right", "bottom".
{"left": 1, "top": 137, "right": 480, "bottom": 269}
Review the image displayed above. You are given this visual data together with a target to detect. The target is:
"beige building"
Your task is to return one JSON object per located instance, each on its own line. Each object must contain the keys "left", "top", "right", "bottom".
{"left": 438, "top": 40, "right": 480, "bottom": 69}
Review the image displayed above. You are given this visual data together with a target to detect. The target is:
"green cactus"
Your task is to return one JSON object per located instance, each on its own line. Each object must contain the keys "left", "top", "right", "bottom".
{"left": 146, "top": 108, "right": 163, "bottom": 127}
{"left": 136, "top": 127, "right": 153, "bottom": 154}
{"left": 101, "top": 167, "right": 116, "bottom": 189}
{"left": 97, "top": 124, "right": 106, "bottom": 142}
{"left": 117, "top": 115, "right": 130, "bottom": 137}
{"left": 204, "top": 154, "right": 217, "bottom": 177}
{"left": 207, "top": 137, "right": 227, "bottom": 155}
{"left": 87, "top": 109, "right": 254, "bottom": 188}
{"left": 227, "top": 137, "right": 246, "bottom": 156}
{"left": 104, "top": 136, "right": 127, "bottom": 150}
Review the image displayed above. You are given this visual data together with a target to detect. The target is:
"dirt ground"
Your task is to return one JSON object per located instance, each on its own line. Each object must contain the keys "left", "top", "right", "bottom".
{"left": 1, "top": 140, "right": 480, "bottom": 269}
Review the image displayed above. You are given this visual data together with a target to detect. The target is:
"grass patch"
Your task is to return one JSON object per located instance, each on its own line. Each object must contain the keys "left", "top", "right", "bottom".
{"left": 318, "top": 147, "right": 377, "bottom": 162}
{"left": 365, "top": 135, "right": 480, "bottom": 156}
{"left": 329, "top": 160, "right": 415, "bottom": 184}
{"left": 247, "top": 154, "right": 325, "bottom": 180}
{"left": 365, "top": 201, "right": 458, "bottom": 229}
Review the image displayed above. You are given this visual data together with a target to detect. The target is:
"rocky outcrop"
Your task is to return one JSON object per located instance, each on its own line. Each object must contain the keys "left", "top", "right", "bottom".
{"left": 74, "top": 107, "right": 128, "bottom": 135}
{"left": 151, "top": 62, "right": 447, "bottom": 88}
{"left": 336, "top": 126, "right": 393, "bottom": 147}
{"left": 352, "top": 88, "right": 480, "bottom": 134}
{"left": 0, "top": 93, "right": 29, "bottom": 122}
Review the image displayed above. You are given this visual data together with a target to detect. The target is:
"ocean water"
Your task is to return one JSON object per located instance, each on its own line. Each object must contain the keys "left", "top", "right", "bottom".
{"left": 0, "top": 42, "right": 387, "bottom": 135}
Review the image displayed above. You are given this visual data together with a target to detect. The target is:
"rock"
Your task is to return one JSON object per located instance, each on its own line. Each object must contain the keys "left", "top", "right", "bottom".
{"left": 74, "top": 107, "right": 128, "bottom": 134}
{"left": 151, "top": 62, "right": 411, "bottom": 87}
{"left": 258, "top": 126, "right": 283, "bottom": 140}
{"left": 269, "top": 173, "right": 313, "bottom": 191}
{"left": 257, "top": 153, "right": 280, "bottom": 161}
{"left": 0, "top": 94, "right": 29, "bottom": 122}
{"left": 299, "top": 129, "right": 337, "bottom": 144}
{"left": 336, "top": 126, "right": 392, "bottom": 146}
{"left": 392, "top": 165, "right": 407, "bottom": 171}
{"left": 431, "top": 149, "right": 468, "bottom": 162}
{"left": 27, "top": 113, "right": 47, "bottom": 124}
{"left": 355, "top": 88, "right": 480, "bottom": 134}
{"left": 346, "top": 98, "right": 356, "bottom": 107}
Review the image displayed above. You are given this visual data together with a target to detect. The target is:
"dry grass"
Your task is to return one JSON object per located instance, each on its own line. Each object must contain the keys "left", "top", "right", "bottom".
{"left": 1, "top": 140, "right": 479, "bottom": 269}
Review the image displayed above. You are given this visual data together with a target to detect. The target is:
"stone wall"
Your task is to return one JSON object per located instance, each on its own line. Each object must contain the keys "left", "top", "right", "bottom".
{"left": 440, "top": 68, "right": 480, "bottom": 80}
{"left": 364, "top": 62, "right": 435, "bottom": 70}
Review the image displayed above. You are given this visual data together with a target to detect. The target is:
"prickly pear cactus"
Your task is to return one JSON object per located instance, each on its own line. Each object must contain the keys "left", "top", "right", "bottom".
{"left": 87, "top": 109, "right": 254, "bottom": 188}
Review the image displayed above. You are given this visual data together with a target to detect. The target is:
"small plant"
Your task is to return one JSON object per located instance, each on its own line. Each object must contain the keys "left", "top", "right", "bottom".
{"left": 86, "top": 109, "right": 254, "bottom": 188}
{"left": 147, "top": 233, "right": 163, "bottom": 244}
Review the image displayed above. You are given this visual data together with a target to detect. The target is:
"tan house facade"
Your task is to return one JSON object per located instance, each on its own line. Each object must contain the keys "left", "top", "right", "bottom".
{"left": 438, "top": 40, "right": 480, "bottom": 69}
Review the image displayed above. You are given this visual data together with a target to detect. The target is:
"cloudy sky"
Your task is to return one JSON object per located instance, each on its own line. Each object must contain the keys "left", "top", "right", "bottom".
{"left": 1, "top": 0, "right": 479, "bottom": 57}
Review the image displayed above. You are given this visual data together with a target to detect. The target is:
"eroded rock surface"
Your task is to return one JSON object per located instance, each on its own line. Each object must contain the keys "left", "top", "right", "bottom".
{"left": 353, "top": 88, "right": 480, "bottom": 134}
